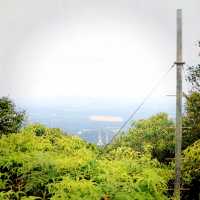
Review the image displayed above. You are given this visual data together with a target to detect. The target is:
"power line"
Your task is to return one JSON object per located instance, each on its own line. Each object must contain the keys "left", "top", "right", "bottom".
{"left": 110, "top": 63, "right": 175, "bottom": 144}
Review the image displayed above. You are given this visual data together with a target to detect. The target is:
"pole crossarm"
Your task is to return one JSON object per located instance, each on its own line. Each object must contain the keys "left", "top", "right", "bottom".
{"left": 174, "top": 62, "right": 185, "bottom": 65}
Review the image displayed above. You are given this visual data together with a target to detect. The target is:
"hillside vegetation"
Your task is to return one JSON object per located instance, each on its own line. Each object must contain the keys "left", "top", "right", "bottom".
{"left": 0, "top": 65, "right": 200, "bottom": 200}
{"left": 0, "top": 124, "right": 173, "bottom": 200}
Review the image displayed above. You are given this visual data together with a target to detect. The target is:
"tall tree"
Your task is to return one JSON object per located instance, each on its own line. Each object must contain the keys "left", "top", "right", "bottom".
{"left": 181, "top": 65, "right": 200, "bottom": 199}
{"left": 182, "top": 65, "right": 200, "bottom": 149}
{"left": 0, "top": 97, "right": 25, "bottom": 136}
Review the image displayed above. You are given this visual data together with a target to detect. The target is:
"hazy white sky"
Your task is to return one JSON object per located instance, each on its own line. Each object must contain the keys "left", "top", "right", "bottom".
{"left": 0, "top": 0, "right": 199, "bottom": 99}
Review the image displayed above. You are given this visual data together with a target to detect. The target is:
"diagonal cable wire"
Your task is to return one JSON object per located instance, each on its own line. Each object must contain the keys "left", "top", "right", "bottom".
{"left": 110, "top": 63, "right": 175, "bottom": 144}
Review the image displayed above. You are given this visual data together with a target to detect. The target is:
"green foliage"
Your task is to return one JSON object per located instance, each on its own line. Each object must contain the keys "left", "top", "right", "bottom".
{"left": 182, "top": 92, "right": 200, "bottom": 149}
{"left": 183, "top": 139, "right": 200, "bottom": 180}
{"left": 49, "top": 177, "right": 101, "bottom": 200}
{"left": 0, "top": 124, "right": 172, "bottom": 199}
{"left": 0, "top": 97, "right": 25, "bottom": 136}
{"left": 110, "top": 113, "right": 175, "bottom": 163}
{"left": 182, "top": 140, "right": 200, "bottom": 200}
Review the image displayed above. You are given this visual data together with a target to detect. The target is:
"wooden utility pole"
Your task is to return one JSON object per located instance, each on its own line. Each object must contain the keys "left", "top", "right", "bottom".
{"left": 174, "top": 9, "right": 184, "bottom": 200}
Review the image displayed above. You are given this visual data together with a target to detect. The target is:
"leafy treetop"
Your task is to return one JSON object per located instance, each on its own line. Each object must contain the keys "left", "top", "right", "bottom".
{"left": 0, "top": 97, "right": 25, "bottom": 136}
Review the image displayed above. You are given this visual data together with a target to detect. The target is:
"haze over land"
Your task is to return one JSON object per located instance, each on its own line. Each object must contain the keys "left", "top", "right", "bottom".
{"left": 15, "top": 96, "right": 175, "bottom": 143}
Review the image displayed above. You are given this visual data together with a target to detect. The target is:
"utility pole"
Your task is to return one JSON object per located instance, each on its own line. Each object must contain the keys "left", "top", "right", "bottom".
{"left": 174, "top": 9, "right": 184, "bottom": 200}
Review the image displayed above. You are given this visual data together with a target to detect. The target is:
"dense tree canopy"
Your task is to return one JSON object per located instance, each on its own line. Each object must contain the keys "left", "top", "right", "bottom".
{"left": 0, "top": 124, "right": 172, "bottom": 200}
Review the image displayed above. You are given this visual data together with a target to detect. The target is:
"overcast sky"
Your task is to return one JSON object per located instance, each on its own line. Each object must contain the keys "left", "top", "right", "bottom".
{"left": 0, "top": 0, "right": 199, "bottom": 99}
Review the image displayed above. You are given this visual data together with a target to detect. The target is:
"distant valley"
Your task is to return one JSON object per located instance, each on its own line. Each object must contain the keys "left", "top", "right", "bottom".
{"left": 16, "top": 96, "right": 176, "bottom": 144}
